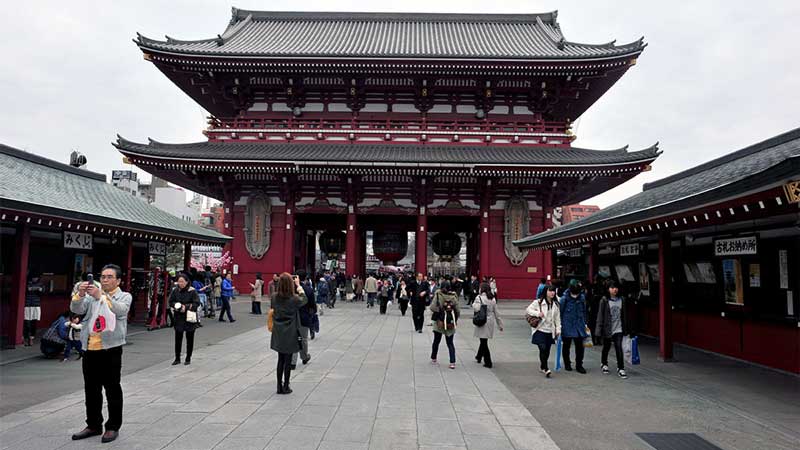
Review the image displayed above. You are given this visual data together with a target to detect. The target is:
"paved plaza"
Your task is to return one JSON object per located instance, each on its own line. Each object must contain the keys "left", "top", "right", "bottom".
{"left": 1, "top": 302, "right": 798, "bottom": 450}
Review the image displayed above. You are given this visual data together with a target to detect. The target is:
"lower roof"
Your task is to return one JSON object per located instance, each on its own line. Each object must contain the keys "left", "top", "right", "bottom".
{"left": 0, "top": 144, "right": 230, "bottom": 244}
{"left": 114, "top": 137, "right": 660, "bottom": 169}
{"left": 514, "top": 127, "right": 800, "bottom": 249}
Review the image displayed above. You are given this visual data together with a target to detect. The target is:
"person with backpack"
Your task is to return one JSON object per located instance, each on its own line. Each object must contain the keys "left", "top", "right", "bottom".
{"left": 595, "top": 280, "right": 631, "bottom": 379}
{"left": 429, "top": 281, "right": 460, "bottom": 369}
{"left": 473, "top": 282, "right": 503, "bottom": 368}
{"left": 527, "top": 285, "right": 561, "bottom": 377}
{"left": 560, "top": 279, "right": 588, "bottom": 373}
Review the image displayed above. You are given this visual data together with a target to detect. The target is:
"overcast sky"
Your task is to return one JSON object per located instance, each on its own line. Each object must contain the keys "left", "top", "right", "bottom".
{"left": 2, "top": 1, "right": 798, "bottom": 207}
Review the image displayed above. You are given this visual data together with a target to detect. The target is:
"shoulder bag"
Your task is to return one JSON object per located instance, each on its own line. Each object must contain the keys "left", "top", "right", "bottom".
{"left": 472, "top": 297, "right": 488, "bottom": 327}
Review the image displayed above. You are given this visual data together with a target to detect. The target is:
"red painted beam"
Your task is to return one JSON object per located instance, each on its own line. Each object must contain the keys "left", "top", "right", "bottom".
{"left": 8, "top": 224, "right": 30, "bottom": 347}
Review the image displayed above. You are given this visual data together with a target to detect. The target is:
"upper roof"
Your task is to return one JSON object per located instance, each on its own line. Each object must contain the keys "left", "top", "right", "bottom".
{"left": 0, "top": 144, "right": 230, "bottom": 244}
{"left": 514, "top": 127, "right": 800, "bottom": 248}
{"left": 135, "top": 8, "right": 645, "bottom": 60}
{"left": 114, "top": 137, "right": 660, "bottom": 168}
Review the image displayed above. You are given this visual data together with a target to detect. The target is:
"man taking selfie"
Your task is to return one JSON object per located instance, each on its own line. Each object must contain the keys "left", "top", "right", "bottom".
{"left": 69, "top": 264, "right": 132, "bottom": 443}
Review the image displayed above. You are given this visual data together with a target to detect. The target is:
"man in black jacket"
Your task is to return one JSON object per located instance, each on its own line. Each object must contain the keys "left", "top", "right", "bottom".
{"left": 409, "top": 273, "right": 430, "bottom": 333}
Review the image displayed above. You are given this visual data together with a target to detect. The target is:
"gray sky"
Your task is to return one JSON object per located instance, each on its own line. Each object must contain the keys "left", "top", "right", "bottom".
{"left": 2, "top": 1, "right": 799, "bottom": 207}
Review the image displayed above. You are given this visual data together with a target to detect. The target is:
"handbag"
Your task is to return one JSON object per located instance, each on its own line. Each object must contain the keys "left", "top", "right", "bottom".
{"left": 525, "top": 300, "right": 543, "bottom": 328}
{"left": 631, "top": 336, "right": 641, "bottom": 365}
{"left": 473, "top": 297, "right": 488, "bottom": 327}
{"left": 186, "top": 310, "right": 198, "bottom": 323}
{"left": 267, "top": 309, "right": 274, "bottom": 332}
{"left": 555, "top": 335, "right": 563, "bottom": 371}
{"left": 582, "top": 325, "right": 593, "bottom": 348}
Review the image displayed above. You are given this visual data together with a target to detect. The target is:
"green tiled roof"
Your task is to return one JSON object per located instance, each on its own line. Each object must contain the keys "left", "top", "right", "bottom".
{"left": 0, "top": 143, "right": 230, "bottom": 244}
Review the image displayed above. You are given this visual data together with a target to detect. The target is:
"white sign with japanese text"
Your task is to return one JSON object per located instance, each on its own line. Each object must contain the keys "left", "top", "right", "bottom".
{"left": 64, "top": 231, "right": 92, "bottom": 250}
{"left": 619, "top": 243, "right": 639, "bottom": 257}
{"left": 149, "top": 241, "right": 167, "bottom": 256}
{"left": 714, "top": 236, "right": 757, "bottom": 256}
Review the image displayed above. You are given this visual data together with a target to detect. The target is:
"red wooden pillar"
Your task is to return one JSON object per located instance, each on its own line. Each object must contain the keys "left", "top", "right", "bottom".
{"left": 416, "top": 212, "right": 428, "bottom": 275}
{"left": 8, "top": 224, "right": 31, "bottom": 347}
{"left": 479, "top": 184, "right": 491, "bottom": 279}
{"left": 345, "top": 209, "right": 358, "bottom": 277}
{"left": 284, "top": 200, "right": 295, "bottom": 273}
{"left": 183, "top": 243, "right": 192, "bottom": 273}
{"left": 124, "top": 239, "right": 134, "bottom": 290}
{"left": 658, "top": 231, "right": 674, "bottom": 361}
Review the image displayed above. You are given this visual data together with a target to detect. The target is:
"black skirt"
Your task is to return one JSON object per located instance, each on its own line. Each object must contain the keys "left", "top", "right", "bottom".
{"left": 531, "top": 330, "right": 554, "bottom": 346}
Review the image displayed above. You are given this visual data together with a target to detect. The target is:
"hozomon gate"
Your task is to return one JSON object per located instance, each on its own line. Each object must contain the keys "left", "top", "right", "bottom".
{"left": 115, "top": 9, "right": 660, "bottom": 298}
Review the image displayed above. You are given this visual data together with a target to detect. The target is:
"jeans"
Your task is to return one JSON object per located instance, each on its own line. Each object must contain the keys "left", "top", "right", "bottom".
{"left": 561, "top": 337, "right": 585, "bottom": 368}
{"left": 367, "top": 293, "right": 376, "bottom": 307}
{"left": 602, "top": 333, "right": 625, "bottom": 370}
{"left": 82, "top": 346, "right": 123, "bottom": 431}
{"left": 431, "top": 331, "right": 456, "bottom": 363}
{"left": 64, "top": 339, "right": 83, "bottom": 359}
{"left": 411, "top": 306, "right": 425, "bottom": 331}
{"left": 218, "top": 296, "right": 234, "bottom": 321}
{"left": 476, "top": 338, "right": 492, "bottom": 366}
{"left": 276, "top": 352, "right": 292, "bottom": 387}
{"left": 174, "top": 328, "right": 195, "bottom": 360}
{"left": 291, "top": 326, "right": 311, "bottom": 365}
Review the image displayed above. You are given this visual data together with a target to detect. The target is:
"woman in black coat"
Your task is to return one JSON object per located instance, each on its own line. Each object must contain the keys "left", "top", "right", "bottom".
{"left": 270, "top": 273, "right": 306, "bottom": 394}
{"left": 169, "top": 273, "right": 200, "bottom": 366}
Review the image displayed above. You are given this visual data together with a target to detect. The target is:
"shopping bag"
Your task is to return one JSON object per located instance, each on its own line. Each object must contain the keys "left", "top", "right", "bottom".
{"left": 631, "top": 336, "right": 641, "bottom": 365}
{"left": 387, "top": 300, "right": 392, "bottom": 307}
{"left": 582, "top": 325, "right": 593, "bottom": 348}
{"left": 93, "top": 300, "right": 117, "bottom": 333}
{"left": 266, "top": 309, "right": 274, "bottom": 332}
{"left": 555, "top": 335, "right": 562, "bottom": 371}
{"left": 622, "top": 336, "right": 633, "bottom": 365}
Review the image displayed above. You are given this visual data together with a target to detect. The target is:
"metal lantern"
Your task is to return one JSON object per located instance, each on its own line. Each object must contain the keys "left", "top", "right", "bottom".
{"left": 372, "top": 231, "right": 408, "bottom": 265}
{"left": 431, "top": 232, "right": 462, "bottom": 261}
{"left": 319, "top": 230, "right": 346, "bottom": 258}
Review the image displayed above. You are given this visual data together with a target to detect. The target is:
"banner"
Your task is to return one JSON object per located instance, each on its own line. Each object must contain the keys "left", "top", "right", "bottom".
{"left": 64, "top": 231, "right": 92, "bottom": 250}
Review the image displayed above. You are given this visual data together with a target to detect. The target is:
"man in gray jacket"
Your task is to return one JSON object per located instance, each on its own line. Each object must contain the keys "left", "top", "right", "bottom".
{"left": 69, "top": 264, "right": 131, "bottom": 444}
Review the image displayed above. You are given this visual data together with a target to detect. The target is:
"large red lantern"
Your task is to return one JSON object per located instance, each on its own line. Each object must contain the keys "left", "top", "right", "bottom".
{"left": 372, "top": 232, "right": 408, "bottom": 265}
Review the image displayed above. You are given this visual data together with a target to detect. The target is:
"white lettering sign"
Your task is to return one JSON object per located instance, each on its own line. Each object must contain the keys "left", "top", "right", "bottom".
{"left": 620, "top": 243, "right": 639, "bottom": 257}
{"left": 149, "top": 241, "right": 166, "bottom": 256}
{"left": 64, "top": 231, "right": 92, "bottom": 250}
{"left": 566, "top": 248, "right": 582, "bottom": 258}
{"left": 714, "top": 236, "right": 757, "bottom": 256}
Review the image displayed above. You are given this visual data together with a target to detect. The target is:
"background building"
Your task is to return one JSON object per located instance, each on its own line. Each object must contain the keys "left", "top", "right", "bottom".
{"left": 154, "top": 186, "right": 198, "bottom": 223}
{"left": 562, "top": 204, "right": 601, "bottom": 224}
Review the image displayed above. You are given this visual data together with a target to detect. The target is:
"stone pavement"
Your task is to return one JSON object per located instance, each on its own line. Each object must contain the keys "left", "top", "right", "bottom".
{"left": 0, "top": 302, "right": 559, "bottom": 450}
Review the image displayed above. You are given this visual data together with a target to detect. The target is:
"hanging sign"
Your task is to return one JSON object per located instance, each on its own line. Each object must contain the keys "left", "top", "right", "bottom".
{"left": 784, "top": 180, "right": 800, "bottom": 204}
{"left": 779, "top": 249, "right": 789, "bottom": 289}
{"left": 619, "top": 243, "right": 639, "bottom": 257}
{"left": 714, "top": 236, "right": 757, "bottom": 256}
{"left": 149, "top": 241, "right": 166, "bottom": 256}
{"left": 64, "top": 231, "right": 93, "bottom": 250}
{"left": 566, "top": 248, "right": 582, "bottom": 258}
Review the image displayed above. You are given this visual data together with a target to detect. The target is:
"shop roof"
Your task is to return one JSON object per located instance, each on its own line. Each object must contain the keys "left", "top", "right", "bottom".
{"left": 514, "top": 128, "right": 800, "bottom": 249}
{"left": 135, "top": 9, "right": 645, "bottom": 61}
{"left": 114, "top": 137, "right": 660, "bottom": 168}
{"left": 0, "top": 143, "right": 230, "bottom": 244}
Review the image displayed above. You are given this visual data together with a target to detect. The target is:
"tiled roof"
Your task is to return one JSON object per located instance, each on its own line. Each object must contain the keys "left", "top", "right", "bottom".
{"left": 114, "top": 138, "right": 660, "bottom": 167}
{"left": 0, "top": 144, "right": 230, "bottom": 244}
{"left": 136, "top": 9, "right": 645, "bottom": 60}
{"left": 514, "top": 128, "right": 800, "bottom": 248}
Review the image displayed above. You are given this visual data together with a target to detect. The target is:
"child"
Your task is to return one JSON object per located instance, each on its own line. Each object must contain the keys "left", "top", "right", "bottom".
{"left": 595, "top": 280, "right": 629, "bottom": 379}
{"left": 63, "top": 314, "right": 83, "bottom": 362}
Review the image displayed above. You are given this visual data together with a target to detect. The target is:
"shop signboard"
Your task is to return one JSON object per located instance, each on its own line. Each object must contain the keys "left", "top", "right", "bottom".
{"left": 619, "top": 243, "right": 639, "bottom": 257}
{"left": 64, "top": 231, "right": 93, "bottom": 250}
{"left": 148, "top": 241, "right": 167, "bottom": 256}
{"left": 713, "top": 235, "right": 757, "bottom": 256}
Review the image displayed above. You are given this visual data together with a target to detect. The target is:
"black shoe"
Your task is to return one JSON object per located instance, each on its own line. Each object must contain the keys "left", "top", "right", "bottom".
{"left": 71, "top": 428, "right": 102, "bottom": 440}
{"left": 289, "top": 364, "right": 296, "bottom": 370}
{"left": 483, "top": 363, "right": 493, "bottom": 368}
{"left": 283, "top": 383, "right": 292, "bottom": 394}
{"left": 475, "top": 355, "right": 482, "bottom": 364}
{"left": 576, "top": 366, "right": 587, "bottom": 374}
{"left": 310, "top": 334, "right": 315, "bottom": 340}
{"left": 172, "top": 358, "right": 181, "bottom": 365}
{"left": 564, "top": 363, "right": 573, "bottom": 371}
{"left": 219, "top": 319, "right": 226, "bottom": 322}
{"left": 101, "top": 430, "right": 118, "bottom": 443}
{"left": 184, "top": 358, "right": 191, "bottom": 365}
{"left": 302, "top": 356, "right": 311, "bottom": 365}
{"left": 230, "top": 319, "right": 236, "bottom": 323}
{"left": 277, "top": 384, "right": 285, "bottom": 394}
{"left": 196, "top": 323, "right": 203, "bottom": 328}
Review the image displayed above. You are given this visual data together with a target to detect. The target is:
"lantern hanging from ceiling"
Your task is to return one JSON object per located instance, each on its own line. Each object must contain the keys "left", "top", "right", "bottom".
{"left": 431, "top": 232, "right": 462, "bottom": 262}
{"left": 372, "top": 231, "right": 408, "bottom": 265}
{"left": 319, "top": 230, "right": 346, "bottom": 258}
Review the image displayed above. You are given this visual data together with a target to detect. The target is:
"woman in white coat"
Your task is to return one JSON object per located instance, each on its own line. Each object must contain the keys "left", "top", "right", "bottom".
{"left": 526, "top": 284, "right": 561, "bottom": 378}
{"left": 473, "top": 282, "right": 504, "bottom": 368}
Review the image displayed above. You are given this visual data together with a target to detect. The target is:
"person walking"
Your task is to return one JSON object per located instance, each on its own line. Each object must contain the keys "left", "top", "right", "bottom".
{"left": 396, "top": 278, "right": 409, "bottom": 316}
{"left": 169, "top": 273, "right": 200, "bottom": 366}
{"left": 595, "top": 280, "right": 631, "bottom": 379}
{"left": 354, "top": 275, "right": 364, "bottom": 302}
{"left": 271, "top": 273, "right": 305, "bottom": 394}
{"left": 24, "top": 273, "right": 44, "bottom": 346}
{"left": 327, "top": 273, "right": 338, "bottom": 308}
{"left": 535, "top": 278, "right": 547, "bottom": 300}
{"left": 429, "top": 281, "right": 460, "bottom": 369}
{"left": 250, "top": 273, "right": 264, "bottom": 315}
{"left": 527, "top": 285, "right": 561, "bottom": 377}
{"left": 379, "top": 277, "right": 391, "bottom": 314}
{"left": 191, "top": 275, "right": 207, "bottom": 327}
{"left": 219, "top": 273, "right": 236, "bottom": 323}
{"left": 292, "top": 274, "right": 313, "bottom": 368}
{"left": 410, "top": 273, "right": 429, "bottom": 333}
{"left": 560, "top": 279, "right": 588, "bottom": 373}
{"left": 211, "top": 271, "right": 222, "bottom": 318}
{"left": 70, "top": 264, "right": 131, "bottom": 444}
{"left": 302, "top": 275, "right": 320, "bottom": 339}
{"left": 316, "top": 276, "right": 329, "bottom": 315}
{"left": 365, "top": 273, "right": 378, "bottom": 308}
{"left": 473, "top": 282, "right": 504, "bottom": 368}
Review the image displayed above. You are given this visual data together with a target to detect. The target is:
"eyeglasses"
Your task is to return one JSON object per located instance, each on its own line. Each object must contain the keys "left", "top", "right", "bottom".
{"left": 100, "top": 275, "right": 117, "bottom": 280}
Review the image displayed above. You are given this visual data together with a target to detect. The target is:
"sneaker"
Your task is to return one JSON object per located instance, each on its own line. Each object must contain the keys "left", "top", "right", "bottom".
{"left": 431, "top": 359, "right": 438, "bottom": 365}
{"left": 545, "top": 370, "right": 552, "bottom": 378}
{"left": 449, "top": 363, "right": 456, "bottom": 370}
{"left": 602, "top": 365, "right": 609, "bottom": 374}
{"left": 539, "top": 368, "right": 546, "bottom": 374}
{"left": 618, "top": 369, "right": 628, "bottom": 379}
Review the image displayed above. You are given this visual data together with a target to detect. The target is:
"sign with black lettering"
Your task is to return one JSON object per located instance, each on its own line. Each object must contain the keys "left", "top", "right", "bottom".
{"left": 619, "top": 243, "right": 639, "bottom": 257}
{"left": 714, "top": 236, "right": 757, "bottom": 256}
{"left": 64, "top": 231, "right": 93, "bottom": 250}
{"left": 149, "top": 241, "right": 167, "bottom": 256}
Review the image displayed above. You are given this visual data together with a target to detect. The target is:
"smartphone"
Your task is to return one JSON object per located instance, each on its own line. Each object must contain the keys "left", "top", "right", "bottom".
{"left": 86, "top": 274, "right": 94, "bottom": 285}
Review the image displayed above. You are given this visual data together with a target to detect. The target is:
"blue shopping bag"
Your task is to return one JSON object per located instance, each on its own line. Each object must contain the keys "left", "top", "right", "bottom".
{"left": 555, "top": 335, "right": 562, "bottom": 371}
{"left": 631, "top": 336, "right": 641, "bottom": 365}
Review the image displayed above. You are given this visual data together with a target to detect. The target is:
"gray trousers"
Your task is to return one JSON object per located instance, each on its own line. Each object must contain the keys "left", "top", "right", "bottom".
{"left": 292, "top": 326, "right": 311, "bottom": 365}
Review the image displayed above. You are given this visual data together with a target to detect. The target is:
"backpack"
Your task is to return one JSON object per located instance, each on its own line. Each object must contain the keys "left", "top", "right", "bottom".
{"left": 437, "top": 299, "right": 458, "bottom": 330}
{"left": 472, "top": 296, "right": 488, "bottom": 327}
